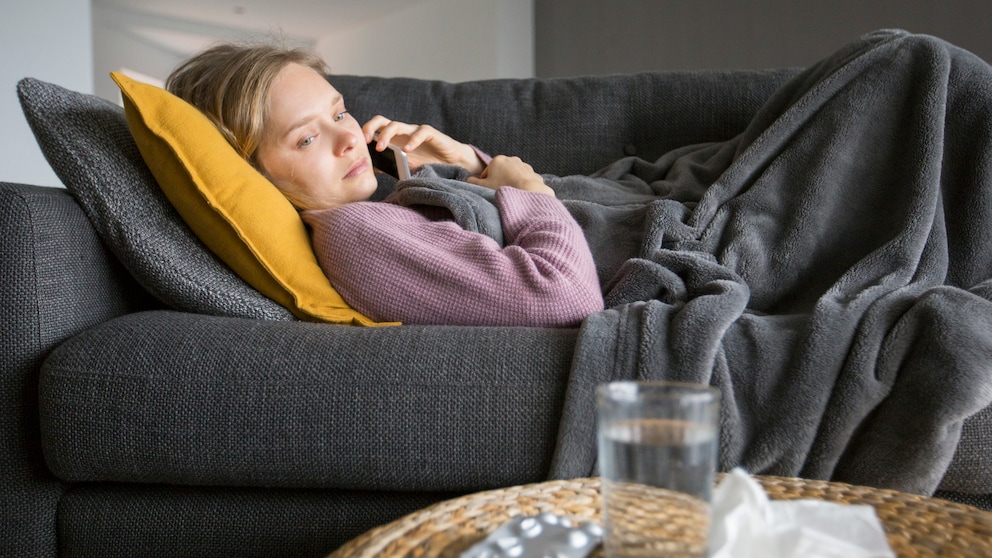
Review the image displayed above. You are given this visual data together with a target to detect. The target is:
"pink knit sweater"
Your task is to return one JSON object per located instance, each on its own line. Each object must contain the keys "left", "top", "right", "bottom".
{"left": 301, "top": 186, "right": 604, "bottom": 326}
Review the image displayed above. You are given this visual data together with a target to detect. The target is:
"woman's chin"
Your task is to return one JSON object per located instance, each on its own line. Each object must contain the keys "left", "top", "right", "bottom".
{"left": 355, "top": 173, "right": 380, "bottom": 202}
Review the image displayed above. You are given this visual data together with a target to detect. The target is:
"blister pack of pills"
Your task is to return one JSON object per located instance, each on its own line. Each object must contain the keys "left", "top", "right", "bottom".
{"left": 460, "top": 513, "right": 603, "bottom": 558}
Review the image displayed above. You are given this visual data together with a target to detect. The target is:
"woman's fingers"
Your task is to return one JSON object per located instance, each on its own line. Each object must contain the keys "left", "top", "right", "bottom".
{"left": 362, "top": 117, "right": 481, "bottom": 171}
{"left": 363, "top": 116, "right": 450, "bottom": 152}
{"left": 402, "top": 124, "right": 440, "bottom": 152}
{"left": 361, "top": 115, "right": 391, "bottom": 144}
{"left": 363, "top": 116, "right": 417, "bottom": 150}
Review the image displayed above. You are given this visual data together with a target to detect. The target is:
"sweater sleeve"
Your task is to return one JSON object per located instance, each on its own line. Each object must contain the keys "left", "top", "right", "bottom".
{"left": 301, "top": 188, "right": 604, "bottom": 327}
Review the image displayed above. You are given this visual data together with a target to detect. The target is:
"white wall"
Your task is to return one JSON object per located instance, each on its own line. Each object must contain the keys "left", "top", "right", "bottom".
{"left": 91, "top": 4, "right": 316, "bottom": 103}
{"left": 4, "top": 0, "right": 531, "bottom": 187}
{"left": 316, "top": 0, "right": 534, "bottom": 81}
{"left": 92, "top": 0, "right": 534, "bottom": 105}
{"left": 3, "top": 0, "right": 93, "bottom": 188}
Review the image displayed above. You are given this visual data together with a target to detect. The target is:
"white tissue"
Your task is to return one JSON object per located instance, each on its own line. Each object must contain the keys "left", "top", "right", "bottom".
{"left": 708, "top": 469, "right": 896, "bottom": 558}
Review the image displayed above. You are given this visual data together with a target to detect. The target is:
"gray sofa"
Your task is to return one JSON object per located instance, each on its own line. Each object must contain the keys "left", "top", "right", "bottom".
{"left": 5, "top": 57, "right": 991, "bottom": 557}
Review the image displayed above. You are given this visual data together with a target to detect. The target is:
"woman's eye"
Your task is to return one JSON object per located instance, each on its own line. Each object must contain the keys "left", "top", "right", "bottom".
{"left": 299, "top": 136, "right": 315, "bottom": 148}
{"left": 334, "top": 110, "right": 349, "bottom": 122}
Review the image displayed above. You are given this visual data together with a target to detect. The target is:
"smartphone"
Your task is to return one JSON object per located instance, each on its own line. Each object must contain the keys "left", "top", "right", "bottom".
{"left": 368, "top": 136, "right": 411, "bottom": 180}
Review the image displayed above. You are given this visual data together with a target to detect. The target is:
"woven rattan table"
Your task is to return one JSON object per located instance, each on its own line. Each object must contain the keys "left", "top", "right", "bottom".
{"left": 330, "top": 476, "right": 992, "bottom": 558}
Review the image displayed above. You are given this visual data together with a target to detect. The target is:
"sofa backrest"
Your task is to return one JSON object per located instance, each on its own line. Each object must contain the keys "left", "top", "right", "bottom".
{"left": 330, "top": 69, "right": 801, "bottom": 177}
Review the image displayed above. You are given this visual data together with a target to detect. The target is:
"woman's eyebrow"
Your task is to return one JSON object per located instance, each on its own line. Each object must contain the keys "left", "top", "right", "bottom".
{"left": 282, "top": 94, "right": 344, "bottom": 137}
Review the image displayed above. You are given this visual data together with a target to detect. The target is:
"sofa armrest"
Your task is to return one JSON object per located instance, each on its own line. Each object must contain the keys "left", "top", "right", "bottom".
{"left": 0, "top": 182, "right": 153, "bottom": 556}
{"left": 331, "top": 68, "right": 802, "bottom": 177}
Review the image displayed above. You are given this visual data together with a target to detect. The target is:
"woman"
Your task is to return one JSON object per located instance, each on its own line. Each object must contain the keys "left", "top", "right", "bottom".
{"left": 166, "top": 43, "right": 604, "bottom": 327}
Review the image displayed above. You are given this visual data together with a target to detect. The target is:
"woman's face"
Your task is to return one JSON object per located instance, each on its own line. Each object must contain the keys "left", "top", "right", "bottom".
{"left": 256, "top": 63, "right": 377, "bottom": 210}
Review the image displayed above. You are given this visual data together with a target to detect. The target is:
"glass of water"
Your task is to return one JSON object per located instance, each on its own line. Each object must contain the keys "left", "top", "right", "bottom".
{"left": 596, "top": 381, "right": 720, "bottom": 557}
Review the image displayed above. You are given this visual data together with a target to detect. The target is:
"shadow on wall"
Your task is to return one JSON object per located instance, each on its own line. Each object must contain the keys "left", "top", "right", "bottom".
{"left": 92, "top": 2, "right": 313, "bottom": 103}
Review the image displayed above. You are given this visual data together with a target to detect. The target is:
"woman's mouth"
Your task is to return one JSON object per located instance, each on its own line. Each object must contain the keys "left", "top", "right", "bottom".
{"left": 344, "top": 158, "right": 370, "bottom": 179}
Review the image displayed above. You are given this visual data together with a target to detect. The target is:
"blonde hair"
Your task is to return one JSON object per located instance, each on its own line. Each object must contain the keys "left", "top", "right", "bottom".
{"left": 166, "top": 42, "right": 329, "bottom": 168}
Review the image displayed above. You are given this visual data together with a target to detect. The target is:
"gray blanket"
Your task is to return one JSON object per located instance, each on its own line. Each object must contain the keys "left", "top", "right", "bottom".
{"left": 396, "top": 30, "right": 992, "bottom": 495}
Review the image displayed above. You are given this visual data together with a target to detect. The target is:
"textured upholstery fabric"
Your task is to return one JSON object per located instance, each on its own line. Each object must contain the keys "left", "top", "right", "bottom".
{"left": 7, "top": 66, "right": 992, "bottom": 558}
{"left": 40, "top": 310, "right": 577, "bottom": 491}
{"left": 329, "top": 69, "right": 801, "bottom": 177}
{"left": 111, "top": 73, "right": 381, "bottom": 325}
{"left": 332, "top": 70, "right": 992, "bottom": 500}
{"left": 16, "top": 77, "right": 296, "bottom": 321}
{"left": 941, "top": 405, "right": 992, "bottom": 493}
{"left": 0, "top": 183, "right": 148, "bottom": 556}
{"left": 59, "top": 484, "right": 453, "bottom": 558}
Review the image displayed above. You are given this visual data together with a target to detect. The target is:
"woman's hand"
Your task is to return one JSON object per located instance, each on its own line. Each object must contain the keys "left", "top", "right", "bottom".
{"left": 363, "top": 116, "right": 484, "bottom": 175}
{"left": 467, "top": 155, "right": 555, "bottom": 196}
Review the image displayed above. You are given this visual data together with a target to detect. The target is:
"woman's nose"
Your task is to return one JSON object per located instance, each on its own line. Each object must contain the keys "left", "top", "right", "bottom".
{"left": 333, "top": 129, "right": 359, "bottom": 156}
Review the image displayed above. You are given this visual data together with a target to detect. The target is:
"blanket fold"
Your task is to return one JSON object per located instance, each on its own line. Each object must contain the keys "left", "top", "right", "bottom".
{"left": 389, "top": 29, "right": 992, "bottom": 495}
{"left": 388, "top": 164, "right": 505, "bottom": 244}
{"left": 548, "top": 29, "right": 992, "bottom": 495}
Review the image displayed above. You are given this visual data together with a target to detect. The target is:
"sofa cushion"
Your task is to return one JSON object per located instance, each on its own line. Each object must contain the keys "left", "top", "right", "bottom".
{"left": 110, "top": 73, "right": 384, "bottom": 326}
{"left": 329, "top": 69, "right": 802, "bottom": 177}
{"left": 38, "top": 310, "right": 578, "bottom": 491}
{"left": 17, "top": 77, "right": 296, "bottom": 321}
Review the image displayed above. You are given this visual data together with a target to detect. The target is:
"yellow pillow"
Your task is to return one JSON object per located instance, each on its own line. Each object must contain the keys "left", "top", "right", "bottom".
{"left": 111, "top": 72, "right": 395, "bottom": 326}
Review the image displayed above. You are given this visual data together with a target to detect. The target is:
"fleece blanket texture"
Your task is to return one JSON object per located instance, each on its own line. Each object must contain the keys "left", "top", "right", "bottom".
{"left": 395, "top": 30, "right": 992, "bottom": 495}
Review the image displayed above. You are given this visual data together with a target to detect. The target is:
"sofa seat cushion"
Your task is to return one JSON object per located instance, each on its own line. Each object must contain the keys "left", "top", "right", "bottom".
{"left": 38, "top": 311, "right": 577, "bottom": 492}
